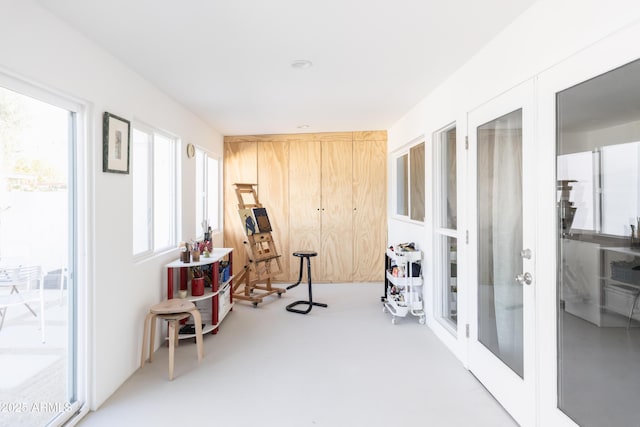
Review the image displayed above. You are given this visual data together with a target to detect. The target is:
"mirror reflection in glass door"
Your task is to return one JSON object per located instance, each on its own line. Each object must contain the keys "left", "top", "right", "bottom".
{"left": 557, "top": 58, "right": 640, "bottom": 427}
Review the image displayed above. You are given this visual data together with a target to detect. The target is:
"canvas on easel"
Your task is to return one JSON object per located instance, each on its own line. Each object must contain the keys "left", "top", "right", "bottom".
{"left": 238, "top": 208, "right": 257, "bottom": 236}
{"left": 252, "top": 207, "right": 272, "bottom": 233}
{"left": 232, "top": 183, "right": 286, "bottom": 306}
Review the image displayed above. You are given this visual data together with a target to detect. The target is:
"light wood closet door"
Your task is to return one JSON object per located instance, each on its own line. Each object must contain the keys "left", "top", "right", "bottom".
{"left": 223, "top": 139, "right": 257, "bottom": 276}
{"left": 321, "top": 138, "right": 353, "bottom": 282}
{"left": 353, "top": 138, "right": 387, "bottom": 281}
{"left": 289, "top": 139, "right": 322, "bottom": 282}
{"left": 257, "top": 140, "right": 290, "bottom": 281}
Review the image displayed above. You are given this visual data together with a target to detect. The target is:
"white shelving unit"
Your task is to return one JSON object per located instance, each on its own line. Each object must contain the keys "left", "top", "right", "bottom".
{"left": 383, "top": 247, "right": 425, "bottom": 324}
{"left": 166, "top": 248, "right": 235, "bottom": 339}
{"left": 179, "top": 278, "right": 234, "bottom": 338}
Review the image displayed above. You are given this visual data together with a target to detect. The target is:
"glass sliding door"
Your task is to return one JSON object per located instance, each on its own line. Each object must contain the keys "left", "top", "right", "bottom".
{"left": 0, "top": 84, "right": 79, "bottom": 426}
{"left": 557, "top": 58, "right": 640, "bottom": 427}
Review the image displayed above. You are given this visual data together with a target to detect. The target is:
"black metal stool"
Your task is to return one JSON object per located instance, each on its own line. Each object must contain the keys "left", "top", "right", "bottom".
{"left": 286, "top": 251, "right": 327, "bottom": 314}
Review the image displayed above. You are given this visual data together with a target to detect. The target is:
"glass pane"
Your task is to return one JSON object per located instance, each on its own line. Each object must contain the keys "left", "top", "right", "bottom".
{"left": 477, "top": 109, "right": 524, "bottom": 378}
{"left": 445, "top": 128, "right": 457, "bottom": 229}
{"left": 601, "top": 142, "right": 640, "bottom": 236}
{"left": 396, "top": 154, "right": 408, "bottom": 215}
{"left": 441, "top": 235, "right": 458, "bottom": 324}
{"left": 557, "top": 151, "right": 595, "bottom": 231}
{"left": 207, "top": 156, "right": 219, "bottom": 231}
{"left": 132, "top": 129, "right": 150, "bottom": 254}
{"left": 195, "top": 149, "right": 204, "bottom": 237}
{"left": 0, "top": 86, "right": 75, "bottom": 425}
{"left": 153, "top": 134, "right": 174, "bottom": 251}
{"left": 557, "top": 58, "right": 640, "bottom": 427}
{"left": 410, "top": 142, "right": 425, "bottom": 221}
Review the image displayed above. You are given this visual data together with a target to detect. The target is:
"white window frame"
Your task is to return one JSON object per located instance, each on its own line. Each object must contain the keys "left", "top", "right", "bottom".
{"left": 394, "top": 150, "right": 409, "bottom": 217}
{"left": 0, "top": 72, "right": 90, "bottom": 425}
{"left": 132, "top": 122, "right": 179, "bottom": 258}
{"left": 195, "top": 147, "right": 221, "bottom": 239}
{"left": 433, "top": 122, "right": 458, "bottom": 334}
{"left": 392, "top": 137, "right": 425, "bottom": 223}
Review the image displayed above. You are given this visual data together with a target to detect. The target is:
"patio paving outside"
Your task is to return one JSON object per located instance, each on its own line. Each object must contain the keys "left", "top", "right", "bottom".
{"left": 0, "top": 290, "right": 70, "bottom": 427}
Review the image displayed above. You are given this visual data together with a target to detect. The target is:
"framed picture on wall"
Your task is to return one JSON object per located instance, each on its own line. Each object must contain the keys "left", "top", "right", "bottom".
{"left": 103, "top": 111, "right": 131, "bottom": 174}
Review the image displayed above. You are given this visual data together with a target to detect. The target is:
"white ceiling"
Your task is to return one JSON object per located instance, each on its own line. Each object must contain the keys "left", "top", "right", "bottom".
{"left": 37, "top": 0, "right": 538, "bottom": 136}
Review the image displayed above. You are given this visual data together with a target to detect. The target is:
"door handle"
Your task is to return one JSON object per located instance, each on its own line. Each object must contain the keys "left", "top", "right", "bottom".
{"left": 515, "top": 272, "right": 533, "bottom": 286}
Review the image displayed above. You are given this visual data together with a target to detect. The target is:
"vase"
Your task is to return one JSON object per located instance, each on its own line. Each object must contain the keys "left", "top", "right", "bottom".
{"left": 191, "top": 277, "right": 205, "bottom": 296}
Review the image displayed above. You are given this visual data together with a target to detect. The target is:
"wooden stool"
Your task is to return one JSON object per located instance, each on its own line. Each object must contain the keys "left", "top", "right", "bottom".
{"left": 140, "top": 299, "right": 204, "bottom": 380}
{"left": 286, "top": 251, "right": 327, "bottom": 314}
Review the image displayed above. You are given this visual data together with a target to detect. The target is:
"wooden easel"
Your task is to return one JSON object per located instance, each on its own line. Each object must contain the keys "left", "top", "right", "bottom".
{"left": 232, "top": 183, "right": 286, "bottom": 306}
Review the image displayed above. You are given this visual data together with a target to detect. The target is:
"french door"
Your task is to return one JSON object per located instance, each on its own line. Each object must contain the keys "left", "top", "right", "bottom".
{"left": 536, "top": 20, "right": 640, "bottom": 427}
{"left": 467, "top": 80, "right": 536, "bottom": 426}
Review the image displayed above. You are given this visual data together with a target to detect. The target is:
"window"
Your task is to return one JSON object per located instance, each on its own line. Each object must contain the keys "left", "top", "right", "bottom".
{"left": 394, "top": 141, "right": 425, "bottom": 222}
{"left": 410, "top": 143, "right": 426, "bottom": 221}
{"left": 396, "top": 154, "right": 408, "bottom": 215}
{"left": 195, "top": 147, "right": 220, "bottom": 238}
{"left": 434, "top": 124, "right": 458, "bottom": 329}
{"left": 132, "top": 125, "right": 178, "bottom": 255}
{"left": 132, "top": 129, "right": 150, "bottom": 254}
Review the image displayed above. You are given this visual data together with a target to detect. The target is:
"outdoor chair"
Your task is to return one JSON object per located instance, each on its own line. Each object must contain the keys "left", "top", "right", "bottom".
{"left": 0, "top": 265, "right": 45, "bottom": 342}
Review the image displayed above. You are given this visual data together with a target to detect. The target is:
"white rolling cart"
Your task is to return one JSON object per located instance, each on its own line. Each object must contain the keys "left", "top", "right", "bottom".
{"left": 382, "top": 246, "right": 425, "bottom": 324}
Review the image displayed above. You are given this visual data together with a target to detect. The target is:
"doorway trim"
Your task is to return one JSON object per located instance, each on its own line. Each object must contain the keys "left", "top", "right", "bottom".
{"left": 465, "top": 78, "right": 537, "bottom": 427}
{"left": 0, "top": 69, "right": 91, "bottom": 426}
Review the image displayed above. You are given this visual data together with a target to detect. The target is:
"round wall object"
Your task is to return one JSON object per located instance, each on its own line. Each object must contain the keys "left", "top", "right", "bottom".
{"left": 186, "top": 143, "right": 195, "bottom": 158}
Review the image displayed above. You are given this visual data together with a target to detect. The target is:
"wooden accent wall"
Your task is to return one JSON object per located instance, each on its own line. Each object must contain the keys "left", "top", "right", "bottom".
{"left": 353, "top": 133, "right": 388, "bottom": 282}
{"left": 289, "top": 138, "right": 322, "bottom": 282}
{"left": 257, "top": 139, "right": 290, "bottom": 281}
{"left": 223, "top": 140, "right": 257, "bottom": 276}
{"left": 224, "top": 131, "right": 387, "bottom": 282}
{"left": 320, "top": 136, "right": 353, "bottom": 282}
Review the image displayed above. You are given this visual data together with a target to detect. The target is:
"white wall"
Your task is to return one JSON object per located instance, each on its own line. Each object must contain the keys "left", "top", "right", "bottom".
{"left": 387, "top": 0, "right": 640, "bottom": 359}
{"left": 0, "top": 0, "right": 224, "bottom": 409}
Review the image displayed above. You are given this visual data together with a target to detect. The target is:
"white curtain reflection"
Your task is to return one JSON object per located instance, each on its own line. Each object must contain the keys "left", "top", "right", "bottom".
{"left": 478, "top": 109, "right": 524, "bottom": 377}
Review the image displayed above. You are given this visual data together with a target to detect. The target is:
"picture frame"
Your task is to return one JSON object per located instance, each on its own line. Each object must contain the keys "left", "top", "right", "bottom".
{"left": 103, "top": 112, "right": 131, "bottom": 174}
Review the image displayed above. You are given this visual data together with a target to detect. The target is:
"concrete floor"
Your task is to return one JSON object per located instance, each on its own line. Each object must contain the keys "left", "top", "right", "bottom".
{"left": 78, "top": 282, "right": 516, "bottom": 427}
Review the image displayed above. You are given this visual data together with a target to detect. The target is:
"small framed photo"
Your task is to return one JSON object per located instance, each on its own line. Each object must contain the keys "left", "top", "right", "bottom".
{"left": 103, "top": 112, "right": 130, "bottom": 174}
